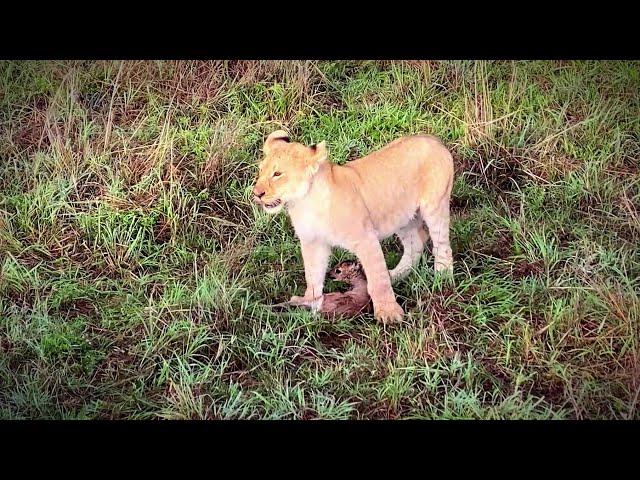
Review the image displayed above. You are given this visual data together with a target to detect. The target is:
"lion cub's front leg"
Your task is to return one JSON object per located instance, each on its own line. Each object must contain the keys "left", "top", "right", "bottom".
{"left": 289, "top": 239, "right": 330, "bottom": 311}
{"left": 349, "top": 232, "right": 404, "bottom": 324}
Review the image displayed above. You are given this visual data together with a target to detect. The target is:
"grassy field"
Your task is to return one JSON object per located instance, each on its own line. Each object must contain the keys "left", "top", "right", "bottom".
{"left": 0, "top": 60, "right": 638, "bottom": 419}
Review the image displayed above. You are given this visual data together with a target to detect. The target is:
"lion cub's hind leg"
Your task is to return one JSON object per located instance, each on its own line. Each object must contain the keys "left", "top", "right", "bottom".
{"left": 389, "top": 218, "right": 428, "bottom": 282}
{"left": 421, "top": 195, "right": 453, "bottom": 274}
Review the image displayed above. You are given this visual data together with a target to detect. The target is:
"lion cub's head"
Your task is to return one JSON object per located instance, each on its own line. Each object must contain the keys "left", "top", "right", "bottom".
{"left": 252, "top": 130, "right": 328, "bottom": 214}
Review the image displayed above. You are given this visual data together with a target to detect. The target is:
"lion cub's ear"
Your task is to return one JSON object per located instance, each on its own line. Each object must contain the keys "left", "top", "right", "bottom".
{"left": 307, "top": 141, "right": 328, "bottom": 174}
{"left": 263, "top": 130, "right": 290, "bottom": 155}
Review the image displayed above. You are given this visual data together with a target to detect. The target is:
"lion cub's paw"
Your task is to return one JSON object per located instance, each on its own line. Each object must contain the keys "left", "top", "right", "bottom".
{"left": 374, "top": 301, "right": 404, "bottom": 324}
{"left": 289, "top": 295, "right": 324, "bottom": 311}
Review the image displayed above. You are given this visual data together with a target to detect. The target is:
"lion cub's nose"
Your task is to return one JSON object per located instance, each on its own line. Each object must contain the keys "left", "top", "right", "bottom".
{"left": 253, "top": 187, "right": 265, "bottom": 199}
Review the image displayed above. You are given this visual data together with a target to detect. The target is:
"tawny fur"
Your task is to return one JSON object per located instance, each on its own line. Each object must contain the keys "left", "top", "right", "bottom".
{"left": 253, "top": 130, "right": 454, "bottom": 323}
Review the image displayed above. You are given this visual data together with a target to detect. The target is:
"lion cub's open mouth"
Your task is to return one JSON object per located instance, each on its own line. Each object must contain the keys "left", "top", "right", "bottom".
{"left": 263, "top": 199, "right": 282, "bottom": 210}
{"left": 252, "top": 196, "right": 283, "bottom": 211}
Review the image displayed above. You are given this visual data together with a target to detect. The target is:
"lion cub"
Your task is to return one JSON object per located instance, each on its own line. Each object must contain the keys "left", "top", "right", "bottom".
{"left": 253, "top": 130, "right": 454, "bottom": 323}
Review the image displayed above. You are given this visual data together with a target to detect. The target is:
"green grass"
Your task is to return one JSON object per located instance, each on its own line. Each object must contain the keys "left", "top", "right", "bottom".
{"left": 0, "top": 60, "right": 638, "bottom": 419}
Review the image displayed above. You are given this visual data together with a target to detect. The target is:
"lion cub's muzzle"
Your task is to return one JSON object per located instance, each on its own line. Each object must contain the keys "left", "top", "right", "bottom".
{"left": 252, "top": 185, "right": 283, "bottom": 211}
{"left": 252, "top": 194, "right": 282, "bottom": 208}
{"left": 253, "top": 195, "right": 282, "bottom": 211}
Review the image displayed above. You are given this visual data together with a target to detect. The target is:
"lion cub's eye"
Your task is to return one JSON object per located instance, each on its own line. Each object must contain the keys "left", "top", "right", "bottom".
{"left": 273, "top": 171, "right": 282, "bottom": 178}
